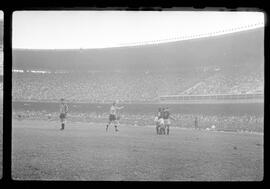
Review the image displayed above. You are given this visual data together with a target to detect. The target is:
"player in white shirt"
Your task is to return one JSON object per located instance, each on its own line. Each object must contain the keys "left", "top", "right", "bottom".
{"left": 106, "top": 101, "right": 124, "bottom": 132}
{"left": 154, "top": 107, "right": 163, "bottom": 135}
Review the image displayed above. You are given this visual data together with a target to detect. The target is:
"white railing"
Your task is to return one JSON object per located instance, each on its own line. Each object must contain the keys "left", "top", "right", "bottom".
{"left": 159, "top": 93, "right": 264, "bottom": 103}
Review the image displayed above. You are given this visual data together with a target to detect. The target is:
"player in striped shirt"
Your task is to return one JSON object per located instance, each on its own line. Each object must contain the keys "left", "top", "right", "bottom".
{"left": 59, "top": 98, "right": 68, "bottom": 130}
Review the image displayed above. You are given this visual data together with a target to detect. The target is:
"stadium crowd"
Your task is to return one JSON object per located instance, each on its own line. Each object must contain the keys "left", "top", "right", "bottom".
{"left": 12, "top": 71, "right": 204, "bottom": 102}
{"left": 12, "top": 67, "right": 263, "bottom": 102}
{"left": 185, "top": 72, "right": 263, "bottom": 95}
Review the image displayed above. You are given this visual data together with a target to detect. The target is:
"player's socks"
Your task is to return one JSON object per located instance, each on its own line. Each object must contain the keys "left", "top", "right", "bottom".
{"left": 106, "top": 125, "right": 109, "bottom": 132}
{"left": 115, "top": 125, "right": 118, "bottom": 132}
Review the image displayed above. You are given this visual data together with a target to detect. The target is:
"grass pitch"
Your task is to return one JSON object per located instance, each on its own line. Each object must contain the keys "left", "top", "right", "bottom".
{"left": 12, "top": 119, "right": 263, "bottom": 181}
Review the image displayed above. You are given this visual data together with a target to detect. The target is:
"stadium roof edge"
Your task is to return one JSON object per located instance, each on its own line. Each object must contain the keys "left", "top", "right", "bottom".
{"left": 160, "top": 93, "right": 264, "bottom": 97}
{"left": 12, "top": 25, "right": 264, "bottom": 51}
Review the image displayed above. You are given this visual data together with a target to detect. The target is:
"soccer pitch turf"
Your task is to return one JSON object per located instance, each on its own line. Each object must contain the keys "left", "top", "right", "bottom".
{"left": 12, "top": 120, "right": 263, "bottom": 181}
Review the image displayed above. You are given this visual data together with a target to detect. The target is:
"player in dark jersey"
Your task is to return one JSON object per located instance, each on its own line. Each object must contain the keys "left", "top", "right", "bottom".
{"left": 59, "top": 98, "right": 68, "bottom": 130}
{"left": 106, "top": 101, "right": 124, "bottom": 132}
{"left": 163, "top": 107, "right": 176, "bottom": 135}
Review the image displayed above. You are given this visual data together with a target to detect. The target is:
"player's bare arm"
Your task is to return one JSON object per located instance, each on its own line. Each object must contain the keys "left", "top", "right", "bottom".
{"left": 170, "top": 115, "right": 176, "bottom": 121}
{"left": 116, "top": 106, "right": 124, "bottom": 110}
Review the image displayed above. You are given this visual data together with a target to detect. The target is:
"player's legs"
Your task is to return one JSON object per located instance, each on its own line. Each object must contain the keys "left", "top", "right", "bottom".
{"left": 106, "top": 121, "right": 111, "bottom": 132}
{"left": 160, "top": 125, "right": 164, "bottom": 135}
{"left": 60, "top": 119, "right": 66, "bottom": 130}
{"left": 107, "top": 114, "right": 119, "bottom": 132}
{"left": 107, "top": 114, "right": 114, "bottom": 131}
{"left": 166, "top": 124, "right": 170, "bottom": 135}
{"left": 154, "top": 116, "right": 159, "bottom": 135}
{"left": 114, "top": 120, "right": 119, "bottom": 132}
{"left": 60, "top": 113, "right": 65, "bottom": 130}
{"left": 156, "top": 124, "right": 160, "bottom": 135}
{"left": 159, "top": 118, "right": 165, "bottom": 135}
{"left": 165, "top": 119, "right": 170, "bottom": 135}
{"left": 114, "top": 116, "right": 121, "bottom": 132}
{"left": 158, "top": 125, "right": 162, "bottom": 135}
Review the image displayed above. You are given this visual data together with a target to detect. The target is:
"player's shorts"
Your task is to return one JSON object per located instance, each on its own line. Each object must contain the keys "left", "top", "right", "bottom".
{"left": 158, "top": 118, "right": 164, "bottom": 126}
{"left": 109, "top": 114, "right": 116, "bottom": 122}
{"left": 60, "top": 113, "right": 66, "bottom": 119}
{"left": 164, "top": 119, "right": 171, "bottom": 125}
{"left": 60, "top": 113, "right": 66, "bottom": 123}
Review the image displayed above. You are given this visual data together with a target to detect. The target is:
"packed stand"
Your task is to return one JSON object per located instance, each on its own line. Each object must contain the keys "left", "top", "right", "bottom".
{"left": 12, "top": 70, "right": 205, "bottom": 102}
{"left": 183, "top": 68, "right": 263, "bottom": 95}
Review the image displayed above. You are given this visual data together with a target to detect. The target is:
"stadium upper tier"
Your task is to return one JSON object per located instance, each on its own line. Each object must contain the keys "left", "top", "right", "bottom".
{"left": 12, "top": 67, "right": 263, "bottom": 102}
{"left": 12, "top": 28, "right": 264, "bottom": 71}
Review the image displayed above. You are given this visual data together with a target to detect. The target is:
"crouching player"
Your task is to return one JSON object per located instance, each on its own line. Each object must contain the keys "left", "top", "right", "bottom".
{"left": 163, "top": 107, "right": 176, "bottom": 135}
{"left": 59, "top": 98, "right": 69, "bottom": 130}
